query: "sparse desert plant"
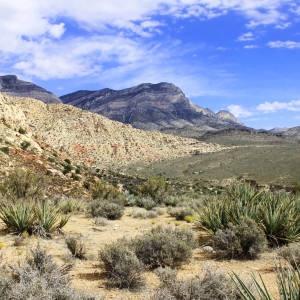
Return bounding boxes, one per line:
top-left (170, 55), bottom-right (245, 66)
top-left (20, 140), bottom-right (30, 150)
top-left (0, 167), bottom-right (44, 201)
top-left (0, 202), bottom-right (35, 234)
top-left (65, 236), bottom-right (86, 259)
top-left (130, 208), bottom-right (158, 219)
top-left (278, 243), bottom-right (300, 268)
top-left (18, 127), bottom-right (26, 134)
top-left (0, 245), bottom-right (96, 299)
top-left (94, 217), bottom-right (109, 226)
top-left (99, 238), bottom-right (144, 289)
top-left (152, 265), bottom-right (242, 300)
top-left (92, 180), bottom-right (121, 199)
top-left (133, 225), bottom-right (197, 268)
top-left (135, 196), bottom-right (156, 210)
top-left (232, 262), bottom-right (300, 300)
top-left (88, 199), bottom-right (124, 220)
top-left (0, 146), bottom-right (9, 155)
top-left (169, 206), bottom-right (195, 220)
top-left (212, 218), bottom-right (267, 260)
top-left (59, 197), bottom-right (85, 214)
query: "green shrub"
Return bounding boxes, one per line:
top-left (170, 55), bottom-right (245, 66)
top-left (136, 197), bottom-right (156, 210)
top-left (133, 225), bottom-right (197, 268)
top-left (18, 127), bottom-right (26, 134)
top-left (139, 177), bottom-right (169, 204)
top-left (0, 168), bottom-right (44, 201)
top-left (64, 158), bottom-right (71, 164)
top-left (92, 181), bottom-right (121, 199)
top-left (99, 238), bottom-right (144, 289)
top-left (0, 147), bottom-right (9, 154)
top-left (278, 243), bottom-right (300, 268)
top-left (59, 198), bottom-right (85, 214)
top-left (88, 199), bottom-right (124, 220)
top-left (20, 140), bottom-right (30, 150)
top-left (48, 157), bottom-right (55, 163)
top-left (65, 236), bottom-right (86, 259)
top-left (0, 245), bottom-right (95, 299)
top-left (212, 218), bottom-right (266, 260)
top-left (152, 265), bottom-right (242, 300)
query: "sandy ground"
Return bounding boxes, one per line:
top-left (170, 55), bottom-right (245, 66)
top-left (0, 207), bottom-right (279, 299)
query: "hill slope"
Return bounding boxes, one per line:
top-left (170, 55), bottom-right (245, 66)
top-left (0, 75), bottom-right (62, 104)
top-left (60, 82), bottom-right (244, 138)
top-left (0, 94), bottom-right (223, 169)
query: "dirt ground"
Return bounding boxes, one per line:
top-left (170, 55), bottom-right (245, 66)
top-left (0, 207), bottom-right (279, 299)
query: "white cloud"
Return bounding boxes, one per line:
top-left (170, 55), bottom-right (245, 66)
top-left (238, 32), bottom-right (254, 41)
top-left (227, 105), bottom-right (253, 118)
top-left (275, 22), bottom-right (291, 29)
top-left (244, 45), bottom-right (258, 49)
top-left (257, 100), bottom-right (300, 112)
top-left (267, 40), bottom-right (300, 48)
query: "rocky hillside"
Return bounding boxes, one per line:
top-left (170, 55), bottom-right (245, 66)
top-left (0, 94), bottom-right (223, 169)
top-left (60, 82), bottom-right (244, 138)
top-left (283, 126), bottom-right (300, 140)
top-left (0, 75), bottom-right (61, 104)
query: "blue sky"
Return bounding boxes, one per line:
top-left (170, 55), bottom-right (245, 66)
top-left (1, 0), bottom-right (300, 129)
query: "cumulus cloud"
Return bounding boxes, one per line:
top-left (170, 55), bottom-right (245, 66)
top-left (238, 32), bottom-right (254, 41)
top-left (267, 40), bottom-right (300, 48)
top-left (244, 45), bottom-right (258, 49)
top-left (257, 100), bottom-right (300, 112)
top-left (227, 105), bottom-right (253, 118)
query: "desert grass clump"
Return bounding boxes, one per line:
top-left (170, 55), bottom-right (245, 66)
top-left (132, 225), bottom-right (197, 268)
top-left (59, 197), bottom-right (85, 214)
top-left (278, 243), bottom-right (300, 268)
top-left (130, 208), bottom-right (158, 219)
top-left (65, 236), bottom-right (86, 260)
top-left (88, 199), bottom-right (124, 220)
top-left (99, 238), bottom-right (144, 289)
top-left (151, 265), bottom-right (242, 300)
top-left (212, 218), bottom-right (267, 260)
top-left (0, 245), bottom-right (96, 300)
top-left (169, 206), bottom-right (195, 220)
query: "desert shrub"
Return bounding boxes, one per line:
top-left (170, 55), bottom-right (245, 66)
top-left (99, 238), bottom-right (144, 289)
top-left (139, 177), bottom-right (169, 204)
top-left (278, 243), bottom-right (300, 268)
top-left (233, 262), bottom-right (300, 300)
top-left (0, 147), bottom-right (9, 154)
top-left (197, 183), bottom-right (300, 245)
top-left (212, 218), bottom-right (266, 260)
top-left (18, 127), bottom-right (26, 134)
top-left (169, 206), bottom-right (195, 220)
top-left (0, 245), bottom-right (95, 300)
top-left (153, 207), bottom-right (166, 215)
top-left (0, 167), bottom-right (44, 201)
top-left (65, 236), bottom-right (86, 259)
top-left (152, 265), bottom-right (242, 300)
top-left (135, 196), bottom-right (156, 210)
top-left (88, 199), bottom-right (124, 220)
top-left (130, 208), bottom-right (158, 219)
top-left (92, 180), bottom-right (121, 199)
top-left (64, 158), bottom-right (71, 164)
top-left (20, 140), bottom-right (30, 150)
top-left (94, 217), bottom-right (108, 226)
top-left (59, 197), bottom-right (85, 214)
top-left (132, 225), bottom-right (197, 268)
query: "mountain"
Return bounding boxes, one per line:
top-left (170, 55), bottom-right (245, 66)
top-left (283, 126), bottom-right (300, 140)
top-left (0, 94), bottom-right (223, 169)
top-left (0, 75), bottom-right (62, 104)
top-left (60, 82), bottom-right (244, 138)
top-left (269, 127), bottom-right (289, 134)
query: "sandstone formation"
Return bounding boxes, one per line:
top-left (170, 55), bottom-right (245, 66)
top-left (0, 94), bottom-right (224, 169)
top-left (60, 82), bottom-right (244, 138)
top-left (0, 75), bottom-right (62, 104)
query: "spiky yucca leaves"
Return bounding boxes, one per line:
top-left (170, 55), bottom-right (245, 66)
top-left (0, 202), bottom-right (35, 234)
top-left (232, 262), bottom-right (300, 300)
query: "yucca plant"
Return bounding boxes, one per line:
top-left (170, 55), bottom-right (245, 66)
top-left (0, 202), bottom-right (35, 233)
top-left (232, 262), bottom-right (300, 300)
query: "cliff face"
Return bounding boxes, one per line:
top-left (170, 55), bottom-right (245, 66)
top-left (0, 75), bottom-right (62, 104)
top-left (0, 94), bottom-right (224, 169)
top-left (60, 82), bottom-right (244, 136)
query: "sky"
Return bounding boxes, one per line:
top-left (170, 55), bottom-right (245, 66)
top-left (0, 0), bottom-right (300, 129)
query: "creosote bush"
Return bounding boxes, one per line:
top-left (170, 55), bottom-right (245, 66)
top-left (0, 245), bottom-right (96, 299)
top-left (88, 199), bottom-right (124, 220)
top-left (92, 180), bottom-right (121, 199)
top-left (65, 236), bottom-right (86, 259)
top-left (132, 225), bottom-right (197, 268)
top-left (212, 218), bottom-right (267, 260)
top-left (139, 177), bottom-right (169, 204)
top-left (169, 206), bottom-right (195, 220)
top-left (99, 238), bottom-right (144, 289)
top-left (151, 265), bottom-right (243, 300)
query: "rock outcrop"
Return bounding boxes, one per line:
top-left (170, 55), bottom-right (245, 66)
top-left (0, 94), bottom-right (224, 169)
top-left (0, 75), bottom-right (62, 104)
top-left (60, 82), bottom-right (244, 138)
